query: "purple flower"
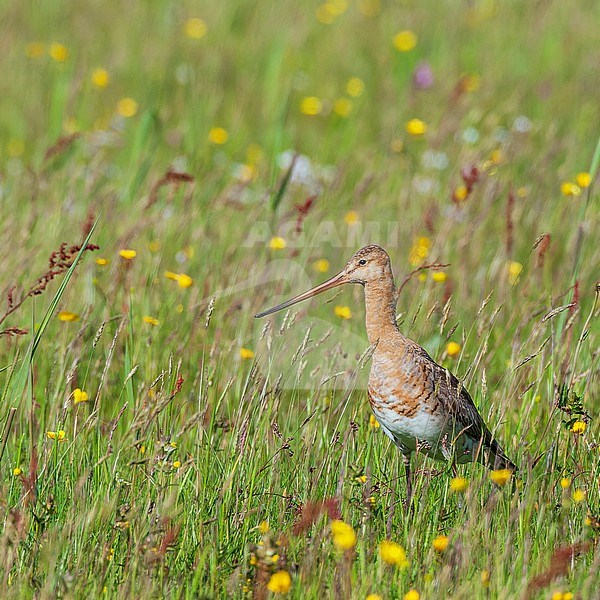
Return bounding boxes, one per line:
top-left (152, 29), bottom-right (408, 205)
top-left (412, 62), bottom-right (434, 90)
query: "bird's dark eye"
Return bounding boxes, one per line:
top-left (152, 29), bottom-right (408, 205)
top-left (358, 259), bottom-right (367, 266)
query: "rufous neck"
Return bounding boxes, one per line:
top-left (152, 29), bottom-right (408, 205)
top-left (363, 274), bottom-right (399, 345)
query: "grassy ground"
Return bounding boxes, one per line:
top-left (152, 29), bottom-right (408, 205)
top-left (0, 1), bottom-right (599, 598)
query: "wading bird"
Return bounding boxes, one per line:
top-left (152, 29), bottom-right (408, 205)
top-left (255, 245), bottom-right (516, 502)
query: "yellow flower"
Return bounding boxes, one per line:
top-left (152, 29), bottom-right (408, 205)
top-left (334, 97), bottom-right (352, 117)
top-left (462, 73), bottom-right (480, 92)
top-left (404, 591), bottom-right (420, 600)
top-left (143, 316), bottom-right (160, 326)
top-left (25, 42), bottom-right (45, 58)
top-left (13, 467), bottom-right (22, 477)
top-left (119, 249), bottom-right (137, 260)
top-left (575, 172), bottom-right (591, 188)
top-left (328, 0), bottom-right (348, 15)
top-left (405, 118), bottom-right (427, 136)
top-left (258, 520), bottom-right (270, 534)
top-left (393, 30), bottom-right (418, 52)
top-left (173, 460), bottom-right (181, 469)
top-left (47, 430), bottom-right (66, 441)
top-left (58, 311), bottom-right (79, 322)
top-left (446, 341), bottom-right (461, 358)
top-left (453, 184), bottom-right (469, 202)
top-left (117, 98), bottom-right (138, 118)
top-left (49, 43), bottom-right (69, 62)
top-left (572, 489), bottom-right (585, 503)
top-left (347, 77), bottom-right (365, 97)
top-left (379, 540), bottom-right (409, 568)
top-left (208, 127), bottom-right (228, 144)
top-left (315, 4), bottom-right (335, 24)
top-left (489, 468), bottom-right (512, 487)
top-left (432, 535), bottom-right (449, 552)
top-left (571, 420), bottom-right (586, 434)
top-left (266, 570), bottom-right (291, 593)
top-left (450, 477), bottom-right (469, 493)
top-left (356, 475), bottom-right (367, 484)
top-left (313, 259), bottom-right (330, 273)
top-left (95, 257), bottom-right (109, 266)
top-left (432, 271), bottom-right (448, 283)
top-left (508, 261), bottom-right (523, 285)
top-left (164, 271), bottom-right (193, 288)
top-left (91, 68), bottom-right (110, 88)
top-left (268, 237), bottom-right (286, 250)
top-left (490, 149), bottom-right (504, 165)
top-left (73, 388), bottom-right (89, 404)
top-left (344, 210), bottom-right (359, 224)
top-left (331, 520), bottom-right (357, 551)
top-left (366, 595), bottom-right (382, 600)
top-left (334, 306), bottom-right (352, 319)
top-left (240, 348), bottom-right (255, 360)
top-left (560, 477), bottom-right (571, 489)
top-left (369, 414), bottom-right (380, 429)
top-left (300, 96), bottom-right (323, 116)
top-left (184, 17), bottom-right (207, 39)
top-left (481, 570), bottom-right (490, 587)
top-left (560, 181), bottom-right (582, 197)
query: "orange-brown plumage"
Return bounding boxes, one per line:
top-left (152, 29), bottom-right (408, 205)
top-left (256, 244), bottom-right (517, 501)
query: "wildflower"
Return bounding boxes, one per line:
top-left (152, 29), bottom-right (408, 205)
top-left (432, 535), bottom-right (449, 552)
top-left (148, 241), bottom-right (161, 252)
top-left (489, 468), bottom-right (512, 487)
top-left (560, 477), bottom-right (571, 489)
top-left (119, 249), bottom-right (137, 259)
top-left (450, 477), bottom-right (469, 493)
top-left (49, 43), bottom-right (69, 62)
top-left (73, 388), bottom-right (89, 404)
top-left (269, 236), bottom-right (286, 250)
top-left (334, 98), bottom-right (352, 117)
top-left (143, 316), bottom-right (160, 326)
top-left (412, 61), bottom-right (434, 89)
top-left (560, 181), bottom-right (582, 197)
top-left (313, 259), bottom-right (330, 273)
top-left (508, 261), bottom-right (523, 285)
top-left (164, 271), bottom-right (193, 288)
top-left (393, 30), bottom-right (418, 52)
top-left (300, 96), bottom-right (323, 116)
top-left (453, 184), bottom-right (469, 202)
top-left (208, 127), bottom-right (228, 144)
top-left (571, 420), bottom-right (586, 434)
top-left (446, 342), bottom-right (461, 358)
top-left (258, 520), bottom-right (270, 534)
top-left (184, 17), bottom-right (207, 39)
top-left (240, 348), bottom-right (255, 360)
top-left (328, 0), bottom-right (348, 15)
top-left (58, 311), bottom-right (79, 322)
top-left (25, 42), bottom-right (45, 58)
top-left (117, 98), bottom-right (138, 118)
top-left (267, 570), bottom-right (291, 593)
top-left (344, 210), bottom-right (359, 224)
top-left (575, 172), bottom-right (591, 188)
top-left (462, 73), bottom-right (480, 92)
top-left (47, 430), bottom-right (66, 441)
top-left (379, 540), bottom-right (409, 568)
top-left (405, 118), bottom-right (427, 136)
top-left (432, 271), bottom-right (448, 283)
top-left (347, 77), bottom-right (365, 97)
top-left (481, 570), bottom-right (490, 587)
top-left (369, 414), bottom-right (380, 429)
top-left (571, 489), bottom-right (585, 503)
top-left (91, 68), bottom-right (110, 88)
top-left (13, 467), bottom-right (22, 477)
top-left (408, 236), bottom-right (431, 265)
top-left (356, 475), bottom-right (367, 484)
top-left (315, 4), bottom-right (335, 24)
top-left (490, 149), bottom-right (504, 165)
top-left (172, 460), bottom-right (181, 469)
top-left (331, 520), bottom-right (357, 551)
top-left (334, 306), bottom-right (352, 319)
top-left (404, 591), bottom-right (420, 600)
top-left (95, 257), bottom-right (109, 266)
top-left (366, 595), bottom-right (382, 600)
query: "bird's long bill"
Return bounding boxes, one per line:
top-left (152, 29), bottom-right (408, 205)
top-left (255, 271), bottom-right (346, 318)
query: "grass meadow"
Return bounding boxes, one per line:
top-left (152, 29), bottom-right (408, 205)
top-left (1, 1), bottom-right (599, 598)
